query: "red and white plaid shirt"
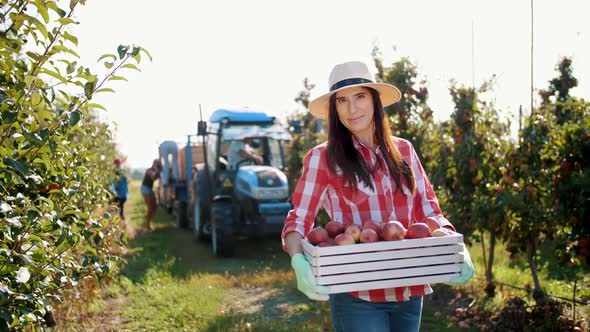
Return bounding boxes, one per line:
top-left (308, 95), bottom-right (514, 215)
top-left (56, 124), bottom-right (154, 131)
top-left (282, 136), bottom-right (455, 303)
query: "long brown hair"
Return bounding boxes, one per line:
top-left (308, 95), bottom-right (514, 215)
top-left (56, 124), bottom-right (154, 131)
top-left (326, 87), bottom-right (415, 193)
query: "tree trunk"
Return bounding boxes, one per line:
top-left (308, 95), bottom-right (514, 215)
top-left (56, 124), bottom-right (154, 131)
top-left (485, 229), bottom-right (497, 297)
top-left (526, 238), bottom-right (545, 302)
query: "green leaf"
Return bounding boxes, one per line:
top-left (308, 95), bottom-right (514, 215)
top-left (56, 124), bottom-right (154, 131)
top-left (87, 103), bottom-right (107, 111)
top-left (103, 62), bottom-right (113, 69)
top-left (96, 88), bottom-right (115, 94)
top-left (40, 68), bottom-right (67, 84)
top-left (31, 17), bottom-right (48, 39)
top-left (97, 53), bottom-right (117, 62)
top-left (108, 75), bottom-right (127, 82)
top-left (117, 45), bottom-right (129, 59)
top-left (140, 47), bottom-right (153, 61)
top-left (26, 51), bottom-right (42, 61)
top-left (122, 63), bottom-right (141, 72)
top-left (69, 111), bottom-right (81, 126)
top-left (4, 158), bottom-right (30, 176)
top-left (62, 31), bottom-right (79, 46)
top-left (57, 17), bottom-right (76, 25)
top-left (84, 81), bottom-right (96, 99)
top-left (34, 1), bottom-right (50, 23)
top-left (31, 92), bottom-right (42, 106)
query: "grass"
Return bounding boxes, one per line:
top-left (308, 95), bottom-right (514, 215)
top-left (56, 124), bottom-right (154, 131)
top-left (53, 180), bottom-right (588, 331)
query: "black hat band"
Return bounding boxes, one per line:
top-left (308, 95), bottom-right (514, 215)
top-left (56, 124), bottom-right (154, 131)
top-left (330, 78), bottom-right (373, 92)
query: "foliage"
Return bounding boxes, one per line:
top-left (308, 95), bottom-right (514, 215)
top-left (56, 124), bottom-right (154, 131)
top-left (0, 0), bottom-right (148, 329)
top-left (504, 57), bottom-right (589, 301)
top-left (372, 47), bottom-right (436, 160)
top-left (285, 78), bottom-right (328, 225)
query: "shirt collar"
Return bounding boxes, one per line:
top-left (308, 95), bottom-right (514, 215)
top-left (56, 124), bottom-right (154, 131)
top-left (351, 135), bottom-right (384, 170)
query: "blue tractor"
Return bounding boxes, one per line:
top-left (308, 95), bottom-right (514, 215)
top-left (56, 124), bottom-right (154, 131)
top-left (184, 108), bottom-right (293, 257)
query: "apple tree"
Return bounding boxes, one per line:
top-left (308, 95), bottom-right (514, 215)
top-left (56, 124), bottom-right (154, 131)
top-left (0, 0), bottom-right (148, 329)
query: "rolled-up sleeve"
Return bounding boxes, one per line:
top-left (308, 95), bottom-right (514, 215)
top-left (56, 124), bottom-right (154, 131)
top-left (281, 147), bottom-right (329, 251)
top-left (408, 142), bottom-right (455, 231)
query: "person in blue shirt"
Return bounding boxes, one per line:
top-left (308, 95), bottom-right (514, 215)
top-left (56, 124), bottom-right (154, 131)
top-left (112, 159), bottom-right (129, 220)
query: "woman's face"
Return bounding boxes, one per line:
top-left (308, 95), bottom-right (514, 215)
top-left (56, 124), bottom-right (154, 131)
top-left (334, 86), bottom-right (375, 142)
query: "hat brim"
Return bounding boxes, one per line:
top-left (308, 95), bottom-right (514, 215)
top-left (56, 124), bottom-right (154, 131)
top-left (308, 82), bottom-right (401, 120)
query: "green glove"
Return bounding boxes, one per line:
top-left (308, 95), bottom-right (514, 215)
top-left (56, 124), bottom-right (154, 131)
top-left (291, 253), bottom-right (331, 301)
top-left (448, 243), bottom-right (475, 285)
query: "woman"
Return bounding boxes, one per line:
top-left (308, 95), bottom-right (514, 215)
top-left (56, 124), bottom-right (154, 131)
top-left (282, 61), bottom-right (474, 332)
top-left (141, 159), bottom-right (162, 230)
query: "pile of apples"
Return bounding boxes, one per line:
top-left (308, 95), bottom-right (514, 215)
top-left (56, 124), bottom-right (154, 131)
top-left (306, 217), bottom-right (455, 247)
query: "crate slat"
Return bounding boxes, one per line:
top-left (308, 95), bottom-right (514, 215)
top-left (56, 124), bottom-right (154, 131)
top-left (326, 273), bottom-right (461, 294)
top-left (308, 244), bottom-right (462, 267)
top-left (316, 263), bottom-right (461, 285)
top-left (301, 234), bottom-right (463, 256)
top-left (312, 253), bottom-right (464, 276)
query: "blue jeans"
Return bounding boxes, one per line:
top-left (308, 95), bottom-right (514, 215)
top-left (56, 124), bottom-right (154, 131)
top-left (140, 185), bottom-right (154, 195)
top-left (329, 293), bottom-right (423, 332)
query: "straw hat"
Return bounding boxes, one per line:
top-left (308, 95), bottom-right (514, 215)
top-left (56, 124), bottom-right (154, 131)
top-left (308, 61), bottom-right (401, 119)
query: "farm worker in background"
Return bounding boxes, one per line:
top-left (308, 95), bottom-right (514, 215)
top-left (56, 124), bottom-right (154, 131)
top-left (158, 140), bottom-right (179, 185)
top-left (111, 159), bottom-right (128, 221)
top-left (141, 159), bottom-right (162, 230)
top-left (227, 137), bottom-right (263, 169)
top-left (281, 61), bottom-right (474, 332)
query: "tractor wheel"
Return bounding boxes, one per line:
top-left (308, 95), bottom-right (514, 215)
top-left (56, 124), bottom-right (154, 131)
top-left (193, 197), bottom-right (211, 242)
top-left (176, 201), bottom-right (188, 229)
top-left (192, 173), bottom-right (211, 242)
top-left (211, 201), bottom-right (234, 257)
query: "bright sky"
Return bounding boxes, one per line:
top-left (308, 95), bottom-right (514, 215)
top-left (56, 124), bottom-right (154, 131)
top-left (71, 0), bottom-right (589, 169)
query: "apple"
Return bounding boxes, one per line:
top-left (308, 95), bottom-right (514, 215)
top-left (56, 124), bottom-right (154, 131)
top-left (325, 221), bottom-right (344, 238)
top-left (381, 221), bottom-right (406, 241)
top-left (420, 217), bottom-right (441, 233)
top-left (405, 223), bottom-right (432, 239)
top-left (334, 233), bottom-right (355, 245)
top-left (362, 220), bottom-right (382, 238)
top-left (344, 224), bottom-right (362, 243)
top-left (431, 228), bottom-right (454, 237)
top-left (359, 228), bottom-right (379, 243)
top-left (307, 226), bottom-right (329, 245)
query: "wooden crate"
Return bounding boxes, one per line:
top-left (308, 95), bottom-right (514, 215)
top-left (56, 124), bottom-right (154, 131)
top-left (301, 234), bottom-right (464, 294)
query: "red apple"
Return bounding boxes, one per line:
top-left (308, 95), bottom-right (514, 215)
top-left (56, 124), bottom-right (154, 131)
top-left (421, 217), bottom-right (440, 233)
top-left (405, 223), bottom-right (432, 239)
top-left (307, 226), bottom-right (329, 245)
top-left (362, 220), bottom-right (382, 238)
top-left (359, 228), bottom-right (379, 243)
top-left (325, 221), bottom-right (345, 238)
top-left (381, 221), bottom-right (406, 241)
top-left (344, 224), bottom-right (362, 243)
top-left (334, 233), bottom-right (355, 245)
